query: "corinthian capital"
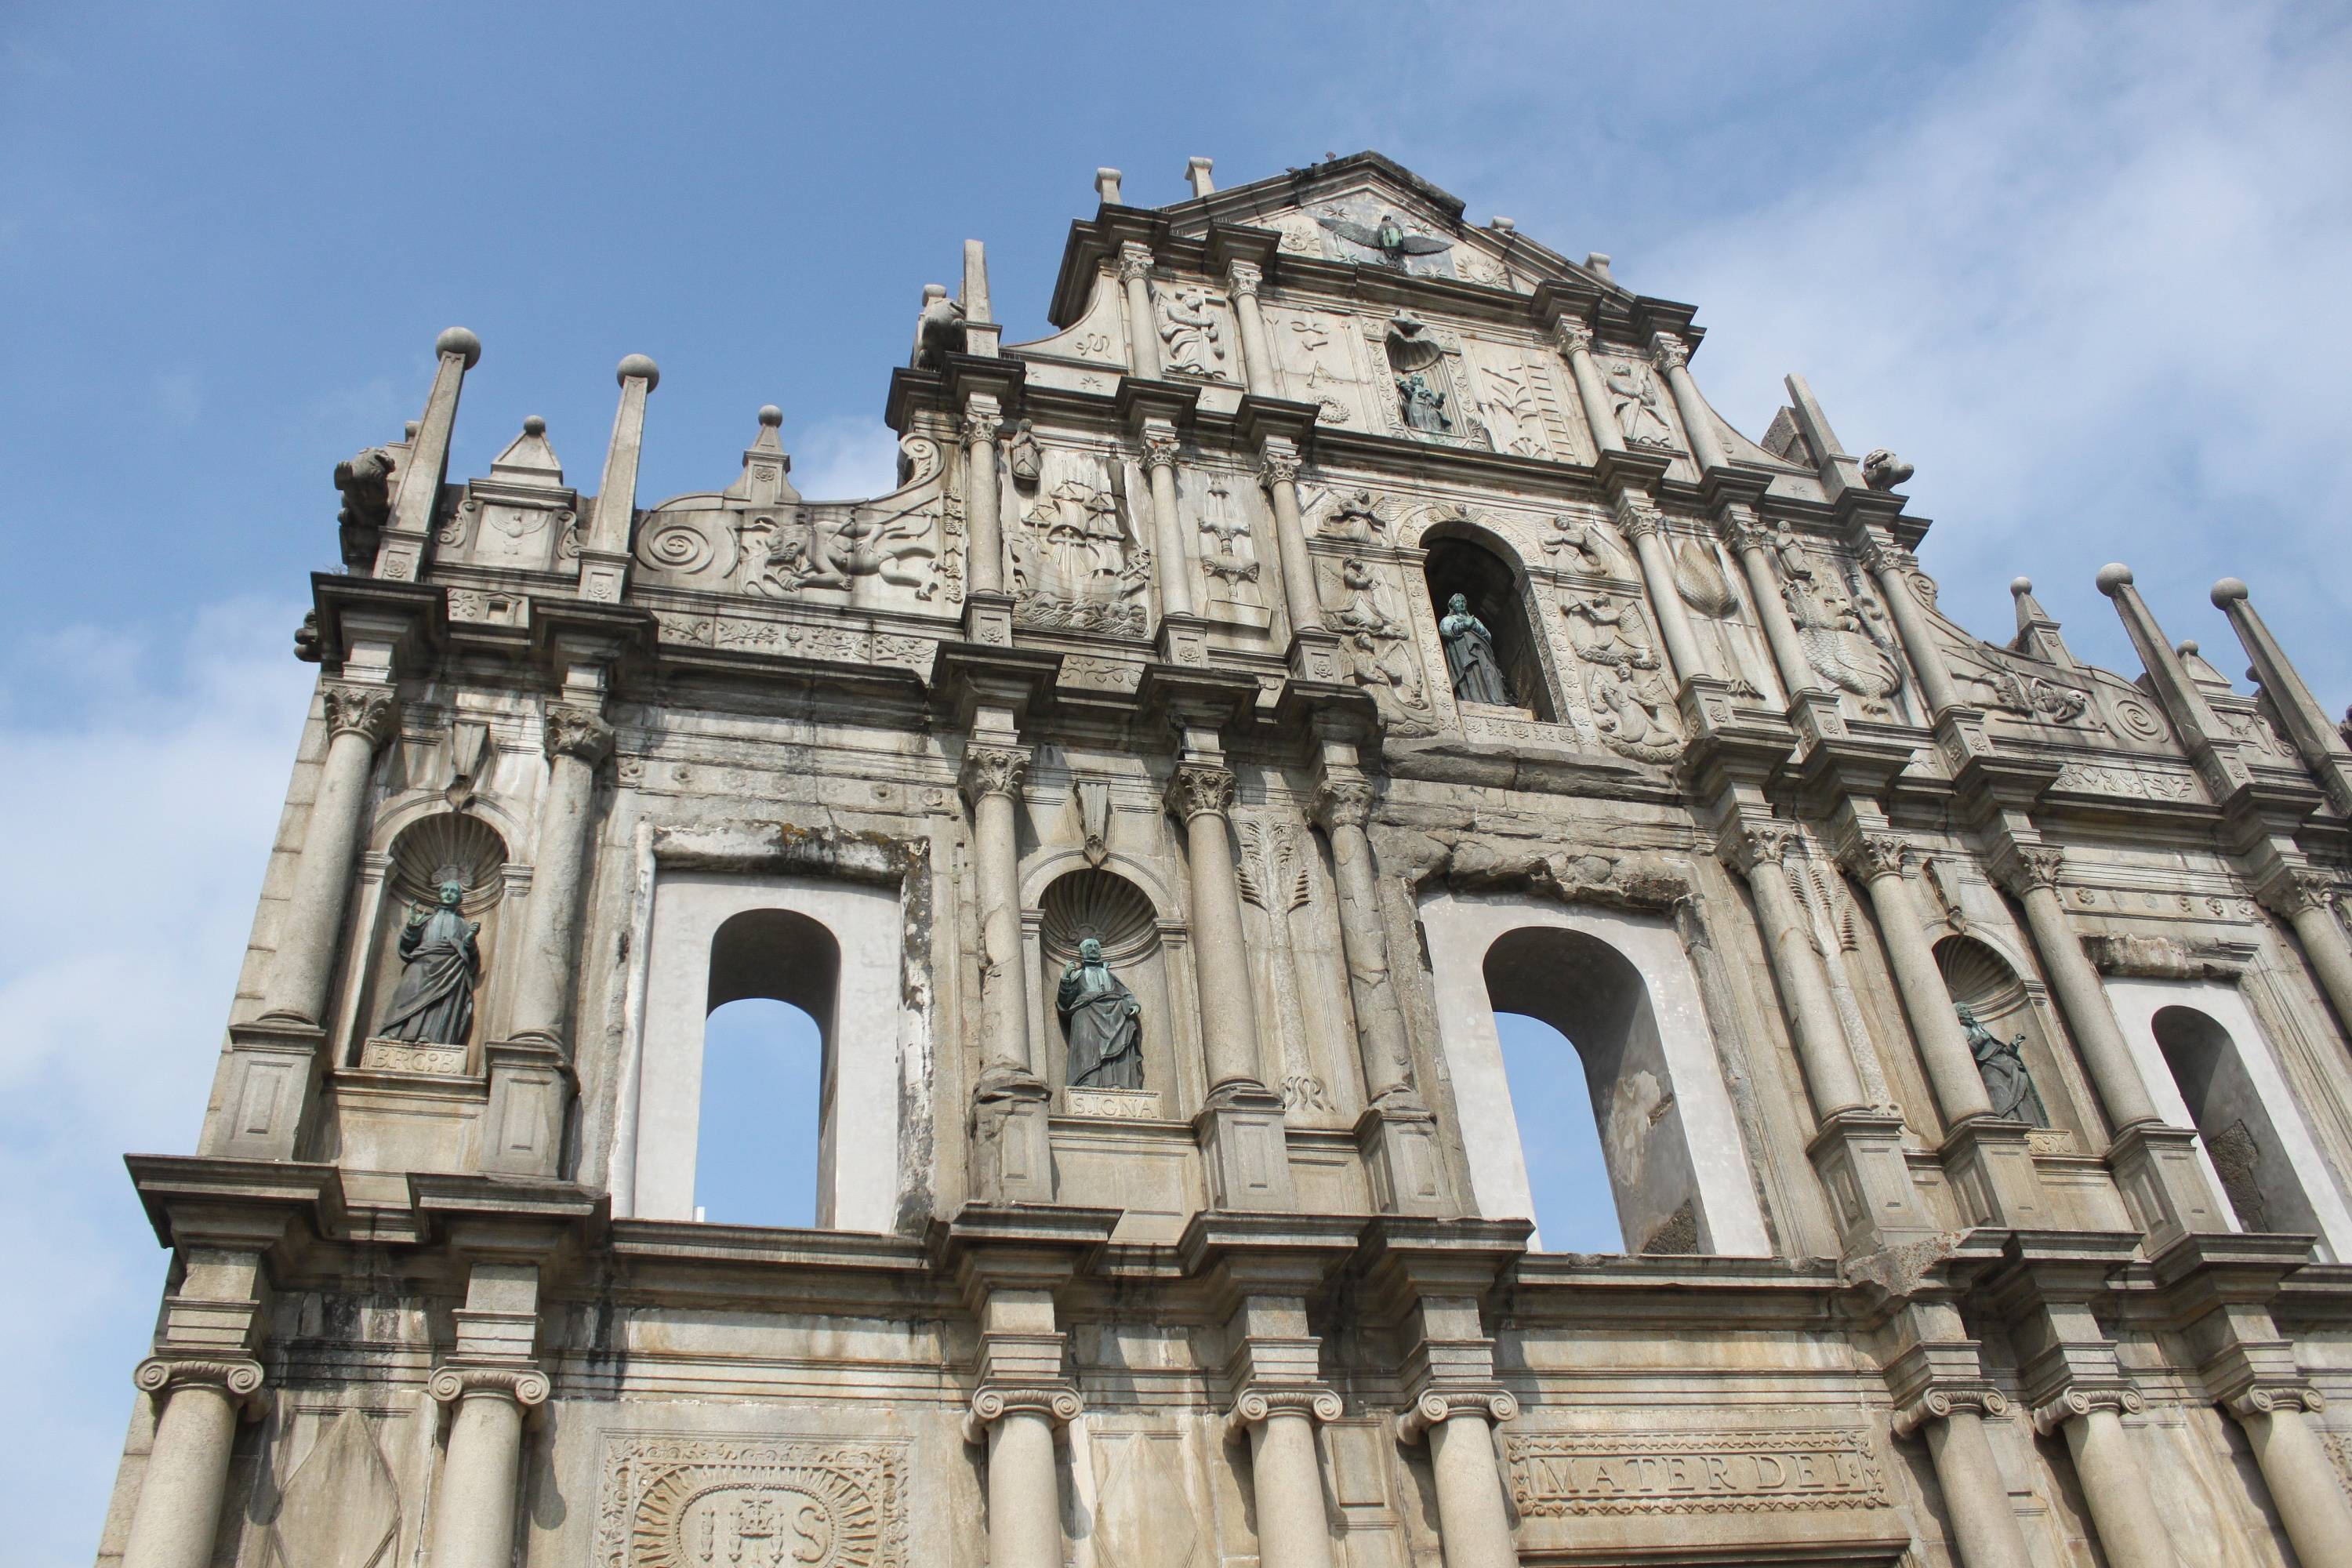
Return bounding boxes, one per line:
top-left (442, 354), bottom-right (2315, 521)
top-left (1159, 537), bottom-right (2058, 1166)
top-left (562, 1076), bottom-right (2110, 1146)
top-left (1551, 318), bottom-right (1594, 359)
top-left (960, 743), bottom-right (1029, 805)
top-left (1726, 823), bottom-right (1793, 873)
top-left (1256, 437), bottom-right (1302, 490)
top-left (2259, 867), bottom-right (2340, 920)
top-left (543, 705), bottom-right (614, 764)
top-left (1117, 242), bottom-right (1154, 284)
top-left (1648, 331), bottom-right (1690, 373)
top-left (1996, 845), bottom-right (2067, 896)
top-left (960, 401), bottom-right (1004, 450)
top-left (1718, 502), bottom-right (1771, 555)
top-left (1838, 833), bottom-right (1910, 883)
top-left (1225, 260), bottom-right (1263, 299)
top-left (321, 683), bottom-right (400, 749)
top-left (1613, 492), bottom-right (1664, 543)
top-left (1165, 761), bottom-right (1236, 822)
top-left (1140, 422), bottom-right (1181, 472)
top-left (1312, 778), bottom-right (1376, 832)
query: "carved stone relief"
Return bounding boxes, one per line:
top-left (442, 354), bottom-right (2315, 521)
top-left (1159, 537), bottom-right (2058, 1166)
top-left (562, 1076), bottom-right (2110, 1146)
top-left (1011, 464), bottom-right (1150, 638)
top-left (1365, 314), bottom-right (1493, 450)
top-left (1312, 203), bottom-right (1454, 276)
top-left (1671, 537), bottom-right (1773, 699)
top-left (1317, 554), bottom-right (1437, 736)
top-left (1775, 533), bottom-right (1904, 718)
top-left (1598, 354), bottom-right (1677, 452)
top-left (1267, 309), bottom-right (1363, 426)
top-left (1563, 593), bottom-right (1683, 763)
top-left (1236, 818), bottom-right (1331, 1116)
top-left (1505, 1428), bottom-right (1890, 1518)
top-left (594, 1434), bottom-right (908, 1568)
top-left (1152, 282), bottom-right (1231, 382)
top-left (1190, 473), bottom-right (1269, 627)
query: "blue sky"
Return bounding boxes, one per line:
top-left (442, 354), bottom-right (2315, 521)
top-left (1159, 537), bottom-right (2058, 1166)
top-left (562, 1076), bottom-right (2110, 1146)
top-left (5, 4), bottom-right (2349, 1563)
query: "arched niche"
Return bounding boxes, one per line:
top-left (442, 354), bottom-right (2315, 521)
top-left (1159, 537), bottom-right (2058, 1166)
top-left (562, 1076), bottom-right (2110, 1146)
top-left (1933, 934), bottom-right (2089, 1137)
top-left (351, 812), bottom-right (510, 1070)
top-left (2104, 977), bottom-right (2352, 1260)
top-left (1034, 868), bottom-right (1177, 1112)
top-left (1419, 528), bottom-right (1556, 721)
top-left (630, 869), bottom-right (904, 1232)
top-left (1417, 887), bottom-right (1771, 1255)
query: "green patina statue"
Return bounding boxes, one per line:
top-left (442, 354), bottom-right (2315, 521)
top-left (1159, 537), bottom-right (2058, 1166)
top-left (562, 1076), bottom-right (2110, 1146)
top-left (1957, 1003), bottom-right (2048, 1127)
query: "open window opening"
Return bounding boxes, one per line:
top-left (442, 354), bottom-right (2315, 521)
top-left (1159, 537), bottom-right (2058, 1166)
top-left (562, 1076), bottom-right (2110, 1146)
top-left (2153, 1004), bottom-right (2325, 1240)
top-left (692, 909), bottom-right (839, 1227)
top-left (1421, 534), bottom-right (1555, 720)
top-left (1483, 926), bottom-right (1703, 1254)
top-left (1490, 1011), bottom-right (1623, 1252)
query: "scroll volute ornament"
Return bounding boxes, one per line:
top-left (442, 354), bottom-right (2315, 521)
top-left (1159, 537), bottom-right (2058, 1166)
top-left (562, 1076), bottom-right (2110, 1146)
top-left (543, 706), bottom-right (614, 764)
top-left (1164, 762), bottom-right (1236, 822)
top-left (321, 683), bottom-right (401, 749)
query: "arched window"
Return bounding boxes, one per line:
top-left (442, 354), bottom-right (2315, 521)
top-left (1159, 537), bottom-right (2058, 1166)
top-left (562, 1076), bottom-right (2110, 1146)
top-left (1421, 535), bottom-right (1555, 720)
top-left (690, 911), bottom-right (837, 1226)
top-left (1490, 1011), bottom-right (1622, 1251)
top-left (2153, 1004), bottom-right (2325, 1240)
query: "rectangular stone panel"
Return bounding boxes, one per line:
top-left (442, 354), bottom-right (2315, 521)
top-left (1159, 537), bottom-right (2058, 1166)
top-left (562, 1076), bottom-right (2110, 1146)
top-left (1504, 1428), bottom-right (1890, 1517)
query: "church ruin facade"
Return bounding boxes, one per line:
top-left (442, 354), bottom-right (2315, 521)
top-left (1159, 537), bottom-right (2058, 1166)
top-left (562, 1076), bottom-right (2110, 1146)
top-left (98, 152), bottom-right (2352, 1568)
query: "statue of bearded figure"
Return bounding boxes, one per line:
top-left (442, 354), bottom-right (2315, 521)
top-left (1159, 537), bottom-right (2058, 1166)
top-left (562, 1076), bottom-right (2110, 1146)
top-left (374, 869), bottom-right (481, 1046)
top-left (1058, 936), bottom-right (1143, 1091)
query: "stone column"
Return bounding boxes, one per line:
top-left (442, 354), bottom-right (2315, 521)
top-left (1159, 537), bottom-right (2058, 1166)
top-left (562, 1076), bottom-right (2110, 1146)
top-left (576, 354), bottom-right (657, 603)
top-left (967, 1389), bottom-right (1076, 1568)
top-left (1894, 1392), bottom-right (2033, 1568)
top-left (120, 1359), bottom-right (263, 1568)
top-left (1721, 503), bottom-right (1816, 697)
top-left (2031, 1392), bottom-right (2176, 1568)
top-left (1231, 1390), bottom-right (1344, 1568)
top-left (1996, 848), bottom-right (2162, 1131)
top-left (2230, 1390), bottom-right (2352, 1568)
top-left (1140, 421), bottom-right (1194, 617)
top-left (1552, 320), bottom-right (1621, 456)
top-left (2261, 870), bottom-right (2352, 1039)
top-left (961, 397), bottom-right (1006, 596)
top-left (1400, 1392), bottom-right (1520, 1568)
top-left (1257, 437), bottom-right (1323, 642)
top-left (504, 705), bottom-right (613, 1047)
top-left (1730, 826), bottom-right (1867, 1118)
top-left (1120, 244), bottom-right (1162, 380)
top-left (1840, 834), bottom-right (1993, 1126)
top-left (1648, 332), bottom-right (1727, 473)
top-left (260, 682), bottom-right (399, 1023)
top-left (1311, 779), bottom-right (1412, 1102)
top-left (1227, 260), bottom-right (1276, 397)
top-left (1168, 762), bottom-right (1263, 1096)
top-left (962, 740), bottom-right (1051, 1200)
top-left (426, 1367), bottom-right (550, 1568)
top-left (1859, 535), bottom-right (1964, 719)
top-left (1615, 494), bottom-right (1706, 685)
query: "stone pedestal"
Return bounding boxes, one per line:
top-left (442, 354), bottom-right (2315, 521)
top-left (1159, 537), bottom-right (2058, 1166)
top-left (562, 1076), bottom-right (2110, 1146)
top-left (1940, 1116), bottom-right (2049, 1229)
top-left (1196, 1086), bottom-right (1298, 1211)
top-left (477, 1038), bottom-right (572, 1178)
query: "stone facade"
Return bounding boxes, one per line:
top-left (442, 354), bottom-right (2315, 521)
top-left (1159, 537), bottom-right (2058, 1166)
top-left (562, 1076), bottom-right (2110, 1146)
top-left (98, 152), bottom-right (2352, 1568)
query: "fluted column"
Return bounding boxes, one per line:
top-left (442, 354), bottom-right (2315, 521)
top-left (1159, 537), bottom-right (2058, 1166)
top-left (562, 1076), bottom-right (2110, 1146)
top-left (504, 705), bottom-right (612, 1046)
top-left (1720, 503), bottom-right (1816, 697)
top-left (1648, 332), bottom-right (1727, 473)
top-left (121, 1359), bottom-right (263, 1568)
top-left (260, 683), bottom-right (399, 1023)
top-left (1231, 1390), bottom-right (1343, 1568)
top-left (1615, 493), bottom-right (1705, 684)
top-left (1120, 244), bottom-right (1162, 379)
top-left (1552, 319), bottom-right (1621, 455)
top-left (1860, 535), bottom-right (1963, 719)
top-left (1168, 762), bottom-right (1264, 1094)
top-left (2261, 870), bottom-right (2352, 1037)
top-left (1257, 437), bottom-right (1323, 641)
top-left (1400, 1392), bottom-right (1520, 1568)
top-left (426, 1367), bottom-right (550, 1568)
top-left (1140, 421), bottom-right (1193, 617)
top-left (1841, 834), bottom-right (1994, 1125)
top-left (961, 397), bottom-right (1006, 597)
top-left (1893, 1392), bottom-right (2033, 1568)
top-left (1996, 848), bottom-right (2161, 1130)
top-left (1227, 260), bottom-right (1276, 396)
top-left (1312, 779), bottom-right (1413, 1102)
top-left (2031, 1392), bottom-right (2176, 1568)
top-left (2230, 1390), bottom-right (2352, 1567)
top-left (1730, 826), bottom-right (1866, 1118)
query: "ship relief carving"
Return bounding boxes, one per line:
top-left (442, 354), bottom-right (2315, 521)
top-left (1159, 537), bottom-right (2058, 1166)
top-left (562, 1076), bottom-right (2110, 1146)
top-left (595, 1434), bottom-right (908, 1568)
top-left (1011, 476), bottom-right (1151, 637)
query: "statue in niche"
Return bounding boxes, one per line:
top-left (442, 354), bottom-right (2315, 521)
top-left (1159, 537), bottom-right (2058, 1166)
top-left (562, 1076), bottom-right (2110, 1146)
top-left (1603, 358), bottom-right (1676, 449)
top-left (1957, 1004), bottom-right (2049, 1127)
top-left (1397, 371), bottom-right (1453, 434)
top-left (1155, 285), bottom-right (1228, 379)
top-left (1059, 937), bottom-right (1143, 1090)
top-left (1439, 593), bottom-right (1514, 706)
top-left (374, 868), bottom-right (481, 1046)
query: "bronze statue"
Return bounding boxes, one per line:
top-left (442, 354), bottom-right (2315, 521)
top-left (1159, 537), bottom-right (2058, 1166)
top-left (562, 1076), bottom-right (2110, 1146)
top-left (1058, 937), bottom-right (1143, 1090)
top-left (1397, 371), bottom-right (1452, 434)
top-left (1957, 1003), bottom-right (2048, 1126)
top-left (1439, 593), bottom-right (1513, 706)
top-left (375, 869), bottom-right (481, 1046)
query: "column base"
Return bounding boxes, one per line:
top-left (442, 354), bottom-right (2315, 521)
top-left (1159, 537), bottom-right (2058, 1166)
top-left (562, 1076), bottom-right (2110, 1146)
top-left (1357, 1101), bottom-right (1449, 1215)
top-left (1807, 1109), bottom-right (1944, 1253)
top-left (2109, 1120), bottom-right (2228, 1252)
top-left (963, 591), bottom-right (1016, 648)
top-left (1285, 627), bottom-right (1345, 685)
top-left (971, 1070), bottom-right (1055, 1203)
top-left (478, 1039), bottom-right (574, 1178)
top-left (204, 1018), bottom-right (328, 1160)
top-left (1197, 1083), bottom-right (1296, 1210)
top-left (1156, 611), bottom-right (1210, 667)
top-left (1940, 1116), bottom-right (2050, 1229)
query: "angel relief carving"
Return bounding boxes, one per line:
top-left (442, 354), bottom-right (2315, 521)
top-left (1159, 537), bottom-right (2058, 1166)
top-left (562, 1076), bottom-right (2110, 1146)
top-left (1153, 284), bottom-right (1230, 380)
top-left (1321, 556), bottom-right (1436, 735)
top-left (1315, 209), bottom-right (1453, 274)
top-left (1563, 593), bottom-right (1683, 763)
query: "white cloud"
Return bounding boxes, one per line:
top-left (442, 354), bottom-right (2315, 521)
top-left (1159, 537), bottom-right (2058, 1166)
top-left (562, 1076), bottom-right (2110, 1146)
top-left (789, 414), bottom-right (905, 502)
top-left (1642, 0), bottom-right (2352, 699)
top-left (0, 601), bottom-right (310, 1568)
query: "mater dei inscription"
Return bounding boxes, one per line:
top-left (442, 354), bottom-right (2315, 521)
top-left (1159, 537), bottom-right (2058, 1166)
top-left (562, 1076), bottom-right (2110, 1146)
top-left (97, 149), bottom-right (2352, 1568)
top-left (1505, 1429), bottom-right (1891, 1517)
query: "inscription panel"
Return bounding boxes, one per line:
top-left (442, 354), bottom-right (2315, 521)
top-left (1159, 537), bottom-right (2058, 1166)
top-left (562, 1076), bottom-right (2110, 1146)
top-left (595, 1433), bottom-right (909, 1568)
top-left (1505, 1428), bottom-right (1889, 1516)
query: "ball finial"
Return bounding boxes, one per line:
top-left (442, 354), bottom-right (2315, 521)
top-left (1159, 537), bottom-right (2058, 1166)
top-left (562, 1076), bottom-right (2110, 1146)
top-left (758, 405), bottom-right (783, 427)
top-left (2211, 577), bottom-right (2249, 608)
top-left (2095, 563), bottom-right (2134, 596)
top-left (2178, 639), bottom-right (2200, 657)
top-left (521, 415), bottom-right (546, 437)
top-left (2010, 576), bottom-right (2034, 596)
top-left (617, 353), bottom-right (659, 390)
top-left (436, 326), bottom-right (482, 368)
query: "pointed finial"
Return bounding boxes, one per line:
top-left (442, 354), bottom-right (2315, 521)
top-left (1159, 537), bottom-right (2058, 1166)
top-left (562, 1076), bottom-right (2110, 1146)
top-left (1185, 156), bottom-right (1215, 198)
top-left (617, 353), bottom-right (659, 390)
top-left (435, 326), bottom-right (482, 367)
top-left (1095, 167), bottom-right (1123, 205)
